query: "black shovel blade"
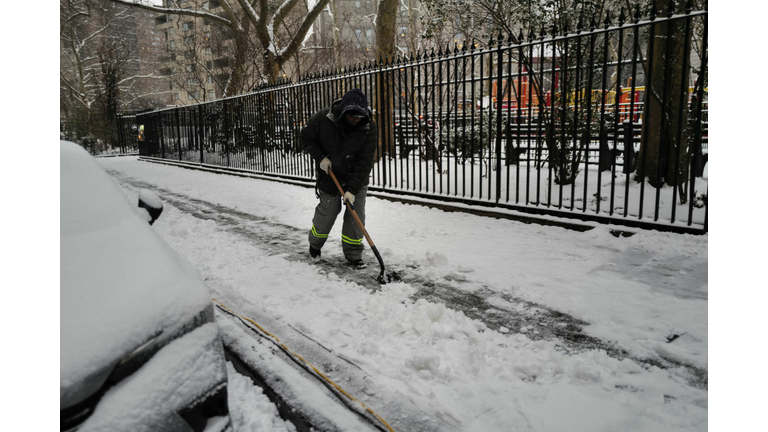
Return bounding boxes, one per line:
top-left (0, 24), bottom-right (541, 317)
top-left (371, 246), bottom-right (402, 284)
top-left (375, 270), bottom-right (402, 285)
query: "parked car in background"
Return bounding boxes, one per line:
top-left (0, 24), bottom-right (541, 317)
top-left (60, 141), bottom-right (231, 432)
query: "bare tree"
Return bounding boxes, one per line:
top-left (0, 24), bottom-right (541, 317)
top-left (108, 0), bottom-right (332, 87)
top-left (61, 0), bottom-right (170, 148)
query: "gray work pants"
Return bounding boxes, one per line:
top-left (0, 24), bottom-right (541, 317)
top-left (308, 186), bottom-right (367, 262)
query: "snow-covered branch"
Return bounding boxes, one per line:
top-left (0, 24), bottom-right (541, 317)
top-left (105, 0), bottom-right (233, 27)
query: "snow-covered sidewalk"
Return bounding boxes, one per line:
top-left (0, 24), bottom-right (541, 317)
top-left (100, 156), bottom-right (708, 431)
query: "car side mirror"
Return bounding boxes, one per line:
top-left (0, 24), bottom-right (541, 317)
top-left (138, 189), bottom-right (163, 225)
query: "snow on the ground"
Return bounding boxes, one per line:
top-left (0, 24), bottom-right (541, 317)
top-left (100, 156), bottom-right (708, 431)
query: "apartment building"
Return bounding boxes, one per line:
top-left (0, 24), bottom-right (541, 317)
top-left (61, 0), bottom-right (171, 128)
top-left (155, 0), bottom-right (229, 106)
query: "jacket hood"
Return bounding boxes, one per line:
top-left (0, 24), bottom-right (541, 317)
top-left (331, 89), bottom-right (371, 126)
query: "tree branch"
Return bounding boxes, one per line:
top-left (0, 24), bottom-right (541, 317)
top-left (105, 0), bottom-right (233, 27)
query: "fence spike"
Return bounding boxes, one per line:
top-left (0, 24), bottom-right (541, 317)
top-left (604, 11), bottom-right (612, 28)
top-left (650, 2), bottom-right (657, 20)
top-left (685, 0), bottom-right (693, 13)
top-left (634, 4), bottom-right (642, 23)
top-left (619, 7), bottom-right (626, 24)
top-left (666, 0), bottom-right (676, 17)
top-left (528, 27), bottom-right (536, 41)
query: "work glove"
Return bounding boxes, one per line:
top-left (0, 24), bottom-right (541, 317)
top-left (319, 157), bottom-right (332, 174)
top-left (344, 191), bottom-right (355, 205)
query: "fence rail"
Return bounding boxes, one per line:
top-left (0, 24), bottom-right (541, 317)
top-left (118, 8), bottom-right (708, 234)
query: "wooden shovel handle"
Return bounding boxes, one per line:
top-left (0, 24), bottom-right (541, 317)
top-left (328, 170), bottom-right (376, 248)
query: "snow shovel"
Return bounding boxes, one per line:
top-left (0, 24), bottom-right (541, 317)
top-left (329, 169), bottom-right (401, 284)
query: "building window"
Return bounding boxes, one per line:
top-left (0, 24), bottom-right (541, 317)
top-left (184, 36), bottom-right (194, 45)
top-left (207, 89), bottom-right (215, 99)
top-left (174, 93), bottom-right (180, 101)
top-left (207, 75), bottom-right (213, 84)
top-left (205, 47), bottom-right (212, 56)
top-left (355, 1), bottom-right (360, 7)
top-left (169, 40), bottom-right (176, 50)
top-left (203, 1), bottom-right (210, 10)
top-left (182, 21), bottom-right (194, 31)
top-left (187, 78), bottom-right (198, 86)
top-left (188, 91), bottom-right (200, 100)
top-left (186, 64), bottom-right (196, 72)
top-left (206, 61), bottom-right (213, 69)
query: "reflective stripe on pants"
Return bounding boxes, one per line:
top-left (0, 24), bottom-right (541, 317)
top-left (308, 186), bottom-right (367, 261)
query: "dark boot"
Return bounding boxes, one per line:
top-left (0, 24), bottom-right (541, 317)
top-left (347, 258), bottom-right (367, 269)
top-left (309, 247), bottom-right (321, 259)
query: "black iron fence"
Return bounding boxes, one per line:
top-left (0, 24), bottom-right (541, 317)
top-left (118, 7), bottom-right (708, 234)
top-left (115, 113), bottom-right (140, 154)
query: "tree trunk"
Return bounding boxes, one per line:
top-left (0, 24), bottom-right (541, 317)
top-left (374, 0), bottom-right (399, 159)
top-left (407, 0), bottom-right (418, 55)
top-left (637, 0), bottom-right (691, 188)
top-left (224, 25), bottom-right (250, 96)
top-left (331, 0), bottom-right (342, 70)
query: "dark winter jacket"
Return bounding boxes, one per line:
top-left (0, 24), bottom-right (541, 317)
top-left (301, 89), bottom-right (378, 196)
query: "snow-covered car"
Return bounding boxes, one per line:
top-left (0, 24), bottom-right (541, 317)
top-left (60, 141), bottom-right (231, 431)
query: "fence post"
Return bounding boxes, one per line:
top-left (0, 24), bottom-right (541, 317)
top-left (116, 113), bottom-right (124, 153)
top-left (495, 34), bottom-right (504, 204)
top-left (623, 122), bottom-right (634, 174)
top-left (175, 108), bottom-right (182, 161)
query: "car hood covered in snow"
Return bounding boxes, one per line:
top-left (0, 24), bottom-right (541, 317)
top-left (60, 141), bottom-right (211, 407)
